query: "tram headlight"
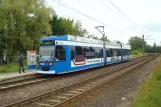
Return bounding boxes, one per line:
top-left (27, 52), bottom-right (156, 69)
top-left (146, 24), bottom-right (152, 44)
top-left (50, 63), bottom-right (54, 66)
top-left (39, 63), bottom-right (44, 65)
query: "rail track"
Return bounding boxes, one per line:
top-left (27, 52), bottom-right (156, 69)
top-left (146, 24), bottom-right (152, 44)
top-left (3, 54), bottom-right (158, 107)
top-left (0, 55), bottom-right (149, 92)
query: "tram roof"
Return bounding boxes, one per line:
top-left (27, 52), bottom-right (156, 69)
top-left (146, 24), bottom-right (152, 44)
top-left (41, 35), bottom-right (103, 44)
top-left (40, 35), bottom-right (131, 49)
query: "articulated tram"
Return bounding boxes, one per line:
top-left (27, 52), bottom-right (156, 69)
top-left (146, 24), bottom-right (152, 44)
top-left (38, 35), bottom-right (131, 74)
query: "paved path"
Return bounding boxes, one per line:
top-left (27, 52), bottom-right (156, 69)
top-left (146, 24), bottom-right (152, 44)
top-left (0, 70), bottom-right (38, 81)
top-left (0, 70), bottom-right (37, 76)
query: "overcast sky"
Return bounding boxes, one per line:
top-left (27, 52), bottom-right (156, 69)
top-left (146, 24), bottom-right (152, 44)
top-left (46, 0), bottom-right (161, 46)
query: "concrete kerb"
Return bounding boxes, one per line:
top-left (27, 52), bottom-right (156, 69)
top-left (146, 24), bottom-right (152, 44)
top-left (0, 70), bottom-right (38, 83)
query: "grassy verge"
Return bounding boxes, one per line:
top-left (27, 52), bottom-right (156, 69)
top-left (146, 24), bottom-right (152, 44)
top-left (131, 53), bottom-right (143, 58)
top-left (131, 50), bottom-right (143, 58)
top-left (133, 58), bottom-right (161, 107)
top-left (0, 60), bottom-right (27, 74)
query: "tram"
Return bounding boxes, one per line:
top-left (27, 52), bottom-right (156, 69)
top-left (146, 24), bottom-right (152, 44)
top-left (38, 35), bottom-right (131, 74)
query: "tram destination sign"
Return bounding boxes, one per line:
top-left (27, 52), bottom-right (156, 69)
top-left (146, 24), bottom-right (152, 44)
top-left (41, 40), bottom-right (55, 45)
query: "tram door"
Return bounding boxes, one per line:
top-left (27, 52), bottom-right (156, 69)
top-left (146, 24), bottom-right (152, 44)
top-left (54, 46), bottom-right (68, 73)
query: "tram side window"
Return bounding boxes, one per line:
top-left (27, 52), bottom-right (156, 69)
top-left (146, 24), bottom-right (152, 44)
top-left (113, 49), bottom-right (117, 56)
top-left (89, 47), bottom-right (101, 59)
top-left (89, 47), bottom-right (95, 59)
top-left (70, 46), bottom-right (75, 60)
top-left (106, 49), bottom-right (110, 57)
top-left (110, 49), bottom-right (113, 57)
top-left (106, 49), bottom-right (113, 57)
top-left (129, 50), bottom-right (131, 55)
top-left (125, 50), bottom-right (128, 55)
top-left (124, 50), bottom-right (126, 55)
top-left (126, 49), bottom-right (131, 55)
top-left (125, 49), bottom-right (128, 55)
top-left (101, 49), bottom-right (103, 58)
top-left (75, 46), bottom-right (83, 56)
top-left (94, 47), bottom-right (101, 58)
top-left (75, 46), bottom-right (85, 61)
top-left (107, 49), bottom-right (113, 57)
top-left (117, 49), bottom-right (121, 56)
top-left (55, 46), bottom-right (66, 61)
top-left (83, 47), bottom-right (90, 59)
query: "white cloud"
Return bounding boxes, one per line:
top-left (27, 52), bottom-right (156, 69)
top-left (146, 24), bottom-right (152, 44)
top-left (144, 22), bottom-right (161, 32)
top-left (47, 0), bottom-right (161, 46)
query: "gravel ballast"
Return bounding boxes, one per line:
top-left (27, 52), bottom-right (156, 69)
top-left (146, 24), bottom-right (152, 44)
top-left (0, 56), bottom-right (155, 106)
top-left (68, 56), bottom-right (160, 107)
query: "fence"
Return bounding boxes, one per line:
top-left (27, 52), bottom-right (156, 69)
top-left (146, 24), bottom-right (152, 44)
top-left (0, 56), bottom-right (28, 73)
top-left (0, 56), bottom-right (27, 65)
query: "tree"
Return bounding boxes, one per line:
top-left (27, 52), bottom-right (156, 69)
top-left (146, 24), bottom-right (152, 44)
top-left (129, 36), bottom-right (146, 51)
top-left (100, 36), bottom-right (110, 42)
top-left (0, 0), bottom-right (53, 56)
top-left (145, 45), bottom-right (153, 53)
top-left (51, 15), bottom-right (88, 36)
top-left (73, 21), bottom-right (88, 37)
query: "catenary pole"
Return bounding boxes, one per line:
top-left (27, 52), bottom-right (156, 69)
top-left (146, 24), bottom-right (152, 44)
top-left (95, 26), bottom-right (106, 65)
top-left (142, 34), bottom-right (145, 56)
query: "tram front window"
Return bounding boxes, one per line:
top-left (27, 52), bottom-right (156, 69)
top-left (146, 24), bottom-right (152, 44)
top-left (39, 46), bottom-right (54, 62)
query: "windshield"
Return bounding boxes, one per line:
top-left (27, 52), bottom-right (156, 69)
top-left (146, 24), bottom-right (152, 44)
top-left (39, 46), bottom-right (55, 61)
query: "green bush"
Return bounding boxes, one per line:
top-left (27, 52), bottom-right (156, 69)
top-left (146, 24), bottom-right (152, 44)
top-left (131, 50), bottom-right (139, 55)
top-left (0, 60), bottom-right (27, 74)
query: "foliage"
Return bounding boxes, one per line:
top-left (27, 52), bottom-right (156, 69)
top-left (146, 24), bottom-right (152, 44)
top-left (133, 58), bottom-right (161, 107)
top-left (51, 15), bottom-right (111, 42)
top-left (145, 43), bottom-right (161, 53)
top-left (51, 15), bottom-right (88, 36)
top-left (86, 34), bottom-right (110, 42)
top-left (129, 36), bottom-right (161, 53)
top-left (0, 0), bottom-right (112, 66)
top-left (100, 36), bottom-right (110, 42)
top-left (131, 49), bottom-right (143, 58)
top-left (145, 45), bottom-right (153, 53)
top-left (131, 50), bottom-right (138, 55)
top-left (0, 0), bottom-right (53, 56)
top-left (129, 36), bottom-right (146, 51)
top-left (131, 49), bottom-right (142, 55)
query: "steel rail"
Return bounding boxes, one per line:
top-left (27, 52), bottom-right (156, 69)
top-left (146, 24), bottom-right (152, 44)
top-left (3, 55), bottom-right (157, 107)
top-left (0, 55), bottom-right (149, 91)
top-left (54, 56), bottom-right (156, 107)
top-left (52, 55), bottom-right (158, 107)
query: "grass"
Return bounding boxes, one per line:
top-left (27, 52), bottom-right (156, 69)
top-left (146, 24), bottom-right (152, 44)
top-left (131, 53), bottom-right (143, 58)
top-left (0, 60), bottom-right (27, 74)
top-left (133, 58), bottom-right (161, 107)
top-left (131, 50), bottom-right (143, 58)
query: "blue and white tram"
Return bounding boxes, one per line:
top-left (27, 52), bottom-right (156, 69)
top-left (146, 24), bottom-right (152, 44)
top-left (38, 35), bottom-right (131, 74)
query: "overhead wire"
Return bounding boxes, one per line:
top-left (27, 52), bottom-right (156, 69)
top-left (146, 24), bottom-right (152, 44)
top-left (108, 0), bottom-right (145, 33)
top-left (99, 0), bottom-right (128, 23)
top-left (77, 0), bottom-right (121, 25)
top-left (52, 0), bottom-right (134, 36)
top-left (56, 11), bottom-right (96, 26)
top-left (99, 0), bottom-right (145, 34)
